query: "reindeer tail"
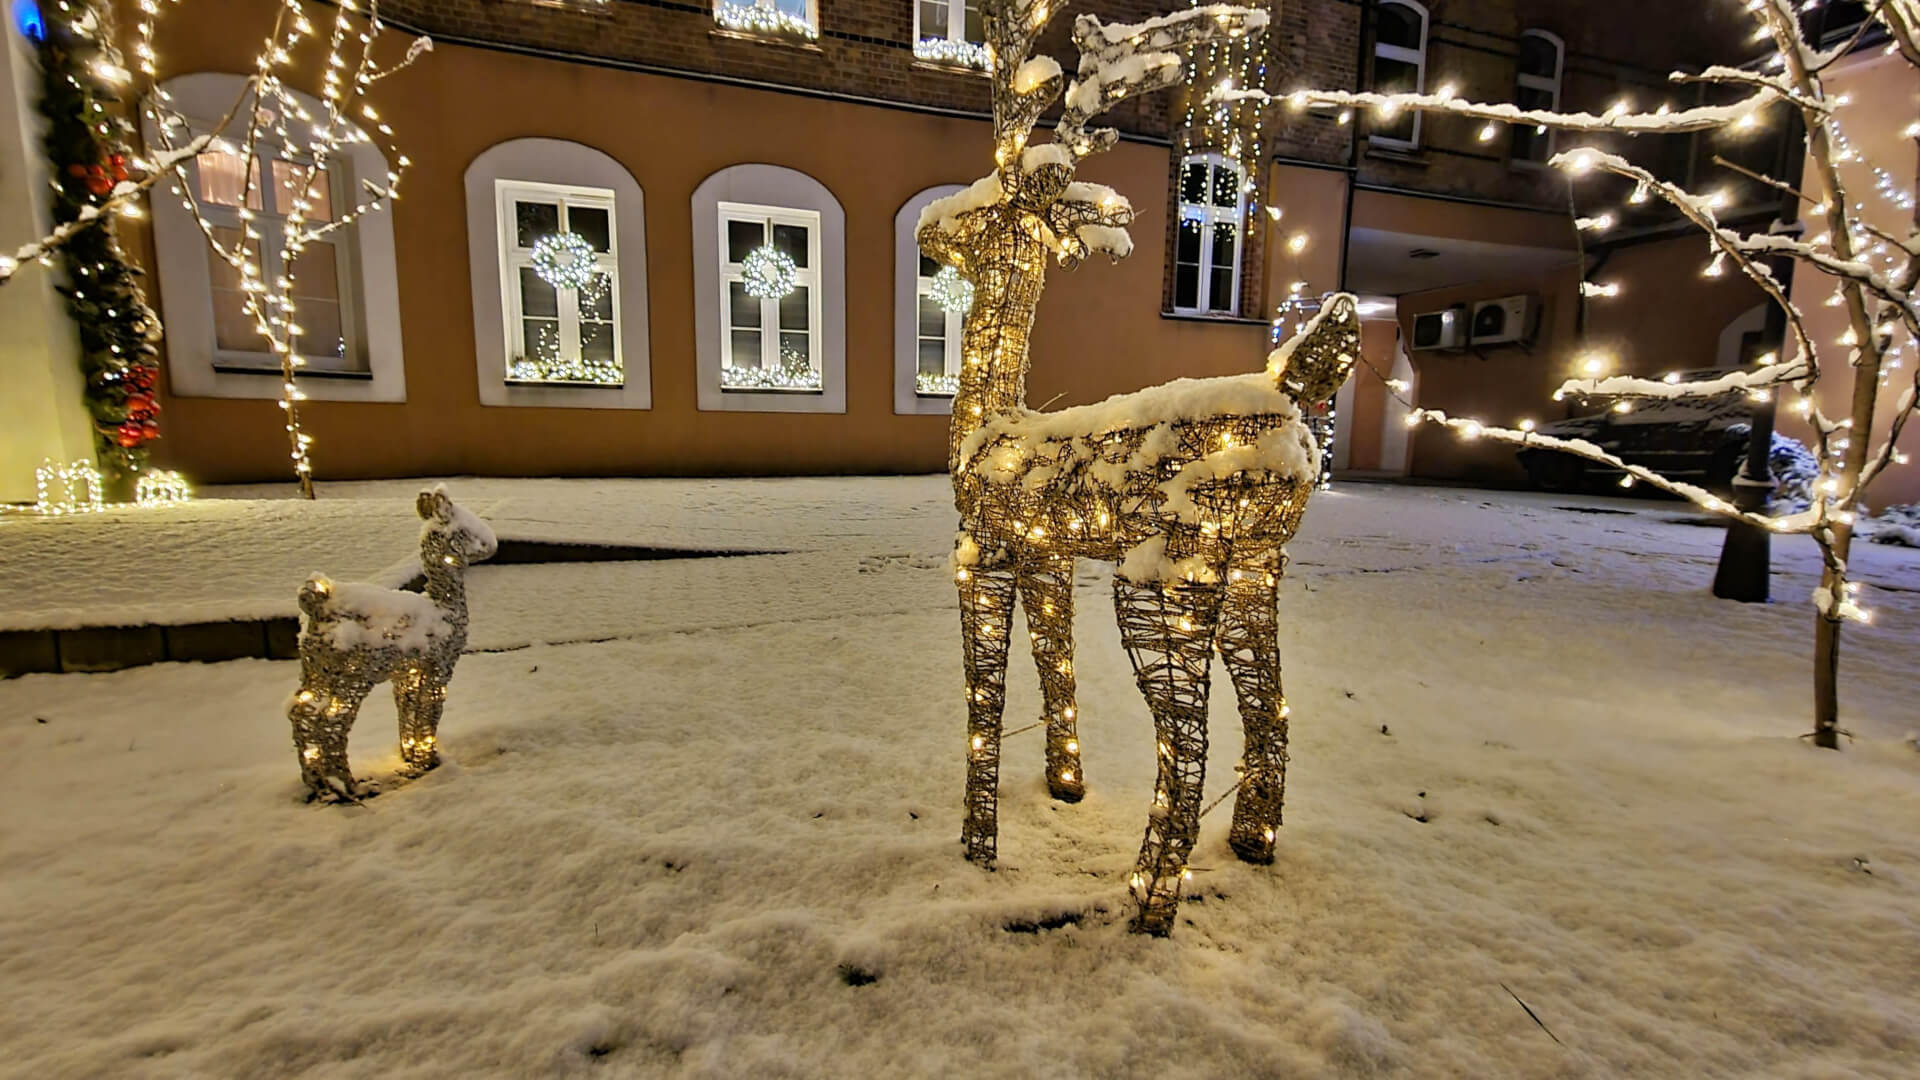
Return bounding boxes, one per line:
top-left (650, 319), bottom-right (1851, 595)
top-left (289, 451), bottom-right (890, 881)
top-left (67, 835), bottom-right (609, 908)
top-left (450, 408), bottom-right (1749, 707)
top-left (297, 574), bottom-right (337, 620)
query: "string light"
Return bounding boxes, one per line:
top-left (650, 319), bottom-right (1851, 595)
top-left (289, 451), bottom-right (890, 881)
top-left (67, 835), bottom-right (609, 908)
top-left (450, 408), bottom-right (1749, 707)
top-left (714, 1), bottom-right (818, 40)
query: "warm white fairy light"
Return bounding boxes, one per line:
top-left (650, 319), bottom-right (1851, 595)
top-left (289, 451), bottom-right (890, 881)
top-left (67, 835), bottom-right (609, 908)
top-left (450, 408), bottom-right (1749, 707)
top-left (715, 1), bottom-right (818, 40)
top-left (134, 469), bottom-right (192, 506)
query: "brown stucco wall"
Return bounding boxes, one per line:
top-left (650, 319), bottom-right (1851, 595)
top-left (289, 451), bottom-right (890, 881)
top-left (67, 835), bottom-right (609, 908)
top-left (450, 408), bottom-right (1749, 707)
top-left (133, 24), bottom-right (1272, 483)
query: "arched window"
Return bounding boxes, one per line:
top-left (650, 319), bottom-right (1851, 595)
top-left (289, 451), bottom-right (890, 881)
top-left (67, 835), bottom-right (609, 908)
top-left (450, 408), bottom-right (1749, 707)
top-left (144, 73), bottom-right (404, 403)
top-left (895, 185), bottom-right (966, 415)
top-left (1369, 0), bottom-right (1428, 149)
top-left (691, 164), bottom-right (846, 413)
top-left (464, 138), bottom-right (651, 410)
top-left (1173, 153), bottom-right (1245, 315)
top-left (1511, 30), bottom-right (1564, 165)
top-left (914, 0), bottom-right (988, 68)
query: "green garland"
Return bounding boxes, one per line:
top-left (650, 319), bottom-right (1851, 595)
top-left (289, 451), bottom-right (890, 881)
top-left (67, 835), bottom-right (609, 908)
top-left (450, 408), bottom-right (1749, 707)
top-left (35, 0), bottom-right (163, 498)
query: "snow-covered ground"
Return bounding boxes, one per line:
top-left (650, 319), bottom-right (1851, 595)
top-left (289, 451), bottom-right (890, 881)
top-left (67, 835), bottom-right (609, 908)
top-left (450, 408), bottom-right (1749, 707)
top-left (2, 476), bottom-right (1917, 1078)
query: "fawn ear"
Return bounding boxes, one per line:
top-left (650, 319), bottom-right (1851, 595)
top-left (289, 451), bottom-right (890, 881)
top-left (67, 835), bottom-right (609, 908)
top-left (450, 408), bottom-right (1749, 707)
top-left (1269, 293), bottom-right (1361, 408)
top-left (416, 488), bottom-right (450, 521)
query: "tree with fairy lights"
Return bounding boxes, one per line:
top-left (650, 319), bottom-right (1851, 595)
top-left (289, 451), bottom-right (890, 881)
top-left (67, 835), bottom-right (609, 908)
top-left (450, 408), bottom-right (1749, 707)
top-left (1221, 0), bottom-right (1920, 748)
top-left (6, 0), bottom-right (429, 500)
top-left (28, 0), bottom-right (165, 496)
top-left (136, 0), bottom-right (431, 498)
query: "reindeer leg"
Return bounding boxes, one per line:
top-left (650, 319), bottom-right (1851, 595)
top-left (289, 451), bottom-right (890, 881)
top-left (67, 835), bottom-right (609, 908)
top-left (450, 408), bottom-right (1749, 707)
top-left (959, 560), bottom-right (1017, 867)
top-left (395, 662), bottom-right (446, 775)
top-left (1115, 575), bottom-right (1222, 936)
top-left (1016, 549), bottom-right (1084, 802)
top-left (1218, 562), bottom-right (1288, 865)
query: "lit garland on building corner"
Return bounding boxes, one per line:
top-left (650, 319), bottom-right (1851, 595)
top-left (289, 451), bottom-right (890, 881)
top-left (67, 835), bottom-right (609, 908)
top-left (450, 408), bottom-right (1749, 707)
top-left (713, 2), bottom-right (818, 40)
top-left (33, 0), bottom-right (166, 500)
top-left (914, 37), bottom-right (991, 70)
top-left (741, 244), bottom-right (798, 299)
top-left (139, 0), bottom-right (433, 499)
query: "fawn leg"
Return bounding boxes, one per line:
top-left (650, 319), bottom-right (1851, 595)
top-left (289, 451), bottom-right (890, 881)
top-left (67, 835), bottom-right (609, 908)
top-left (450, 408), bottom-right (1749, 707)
top-left (1218, 565), bottom-right (1288, 865)
top-left (1017, 550), bottom-right (1084, 802)
top-left (290, 675), bottom-right (367, 800)
top-left (1115, 576), bottom-right (1222, 936)
top-left (394, 662), bottom-right (446, 775)
top-left (958, 561), bottom-right (1017, 867)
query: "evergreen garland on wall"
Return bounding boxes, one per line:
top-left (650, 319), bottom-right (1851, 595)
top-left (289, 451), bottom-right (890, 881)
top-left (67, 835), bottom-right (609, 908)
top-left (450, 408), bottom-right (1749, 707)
top-left (34, 0), bottom-right (163, 496)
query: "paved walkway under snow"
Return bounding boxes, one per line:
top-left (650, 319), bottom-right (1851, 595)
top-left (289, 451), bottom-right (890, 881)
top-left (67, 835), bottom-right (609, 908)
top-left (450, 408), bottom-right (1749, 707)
top-left (1, 477), bottom-right (1915, 1077)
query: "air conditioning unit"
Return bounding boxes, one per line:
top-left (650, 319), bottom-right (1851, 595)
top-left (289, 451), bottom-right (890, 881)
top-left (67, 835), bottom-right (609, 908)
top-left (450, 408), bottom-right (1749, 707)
top-left (1410, 305), bottom-right (1467, 351)
top-left (1470, 295), bottom-right (1539, 346)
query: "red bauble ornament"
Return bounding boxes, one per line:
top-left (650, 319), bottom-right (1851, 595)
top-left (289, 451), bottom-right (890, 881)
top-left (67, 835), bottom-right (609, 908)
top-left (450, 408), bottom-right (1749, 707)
top-left (108, 154), bottom-right (128, 182)
top-left (115, 426), bottom-right (143, 448)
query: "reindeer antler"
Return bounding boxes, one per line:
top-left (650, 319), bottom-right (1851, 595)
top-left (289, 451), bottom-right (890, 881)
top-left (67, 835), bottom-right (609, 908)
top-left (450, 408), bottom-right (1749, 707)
top-left (1057, 5), bottom-right (1270, 160)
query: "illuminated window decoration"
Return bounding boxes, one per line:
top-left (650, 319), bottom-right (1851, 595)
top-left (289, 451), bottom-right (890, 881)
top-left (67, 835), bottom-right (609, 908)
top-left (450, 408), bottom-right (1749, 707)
top-left (499, 182), bottom-right (623, 387)
top-left (134, 469), bottom-right (192, 506)
top-left (718, 203), bottom-right (822, 392)
top-left (917, 0), bottom-right (1365, 937)
top-left (530, 231), bottom-right (600, 292)
top-left (928, 264), bottom-right (975, 315)
top-left (741, 244), bottom-right (798, 300)
top-left (915, 371), bottom-right (962, 396)
top-left (713, 0), bottom-right (817, 40)
top-left (1173, 153), bottom-right (1246, 314)
top-left (914, 0), bottom-right (988, 69)
top-left (288, 487), bottom-right (496, 802)
top-left (34, 458), bottom-right (104, 515)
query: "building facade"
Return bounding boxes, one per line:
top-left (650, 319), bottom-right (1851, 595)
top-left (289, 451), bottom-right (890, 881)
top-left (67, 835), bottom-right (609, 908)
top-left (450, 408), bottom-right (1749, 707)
top-left (2, 0), bottom-right (1800, 497)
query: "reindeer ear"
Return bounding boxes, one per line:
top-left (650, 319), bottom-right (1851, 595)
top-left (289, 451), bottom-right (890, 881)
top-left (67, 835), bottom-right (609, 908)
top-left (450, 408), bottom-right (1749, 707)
top-left (1270, 294), bottom-right (1361, 407)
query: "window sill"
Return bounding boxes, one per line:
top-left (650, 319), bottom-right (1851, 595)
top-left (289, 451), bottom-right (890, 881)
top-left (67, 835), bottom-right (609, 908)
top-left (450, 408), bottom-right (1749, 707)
top-left (213, 364), bottom-right (374, 381)
top-left (504, 379), bottom-right (626, 390)
top-left (915, 391), bottom-right (957, 399)
top-left (910, 59), bottom-right (990, 78)
top-left (708, 26), bottom-right (823, 52)
top-left (1160, 311), bottom-right (1268, 327)
top-left (720, 386), bottom-right (825, 395)
top-left (1365, 144), bottom-right (1430, 168)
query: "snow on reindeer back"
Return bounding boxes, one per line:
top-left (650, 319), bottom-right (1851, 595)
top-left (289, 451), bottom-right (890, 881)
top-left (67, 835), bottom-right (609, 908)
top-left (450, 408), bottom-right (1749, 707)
top-left (305, 579), bottom-right (451, 653)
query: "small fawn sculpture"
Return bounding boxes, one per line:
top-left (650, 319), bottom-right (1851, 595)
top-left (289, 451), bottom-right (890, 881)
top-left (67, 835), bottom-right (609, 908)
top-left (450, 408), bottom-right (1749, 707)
top-left (287, 486), bottom-right (496, 800)
top-left (918, 0), bottom-right (1356, 933)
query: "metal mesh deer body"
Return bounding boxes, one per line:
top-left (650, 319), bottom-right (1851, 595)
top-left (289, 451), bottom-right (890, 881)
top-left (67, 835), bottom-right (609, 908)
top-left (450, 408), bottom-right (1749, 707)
top-left (918, 0), bottom-right (1359, 934)
top-left (287, 487), bottom-right (497, 800)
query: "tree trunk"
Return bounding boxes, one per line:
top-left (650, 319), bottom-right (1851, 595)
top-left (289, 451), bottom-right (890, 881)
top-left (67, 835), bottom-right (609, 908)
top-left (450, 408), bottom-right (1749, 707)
top-left (1812, 605), bottom-right (1842, 748)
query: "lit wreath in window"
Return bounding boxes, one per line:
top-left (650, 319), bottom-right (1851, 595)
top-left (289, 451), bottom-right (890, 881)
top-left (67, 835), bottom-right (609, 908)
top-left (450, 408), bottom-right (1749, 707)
top-left (929, 264), bottom-right (975, 315)
top-left (531, 232), bottom-right (599, 292)
top-left (741, 244), bottom-right (798, 300)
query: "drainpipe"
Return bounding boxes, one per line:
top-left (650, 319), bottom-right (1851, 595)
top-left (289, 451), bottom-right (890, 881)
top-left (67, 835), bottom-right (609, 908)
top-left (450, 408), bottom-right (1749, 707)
top-left (1336, 1), bottom-right (1372, 291)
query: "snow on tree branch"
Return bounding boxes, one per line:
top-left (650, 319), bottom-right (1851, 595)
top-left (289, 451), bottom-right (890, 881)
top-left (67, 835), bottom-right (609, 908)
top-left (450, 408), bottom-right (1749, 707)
top-left (0, 136), bottom-right (211, 285)
top-left (1212, 85), bottom-right (1787, 136)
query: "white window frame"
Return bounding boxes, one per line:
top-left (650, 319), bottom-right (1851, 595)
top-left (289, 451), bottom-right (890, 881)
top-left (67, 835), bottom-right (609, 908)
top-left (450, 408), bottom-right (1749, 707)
top-left (145, 74), bottom-right (404, 403)
top-left (1512, 30), bottom-right (1564, 167)
top-left (895, 184), bottom-right (966, 415)
top-left (1172, 153), bottom-right (1246, 317)
top-left (691, 164), bottom-right (846, 414)
top-left (713, 0), bottom-right (818, 37)
top-left (193, 145), bottom-right (361, 375)
top-left (913, 0), bottom-right (989, 68)
top-left (464, 137), bottom-right (651, 410)
top-left (497, 180), bottom-right (622, 385)
top-left (717, 202), bottom-right (823, 389)
top-left (1369, 0), bottom-right (1429, 151)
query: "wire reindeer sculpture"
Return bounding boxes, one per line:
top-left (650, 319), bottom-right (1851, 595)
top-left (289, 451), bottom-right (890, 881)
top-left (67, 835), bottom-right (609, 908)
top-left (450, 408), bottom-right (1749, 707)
top-left (916, 0), bottom-right (1359, 934)
top-left (287, 486), bottom-right (496, 801)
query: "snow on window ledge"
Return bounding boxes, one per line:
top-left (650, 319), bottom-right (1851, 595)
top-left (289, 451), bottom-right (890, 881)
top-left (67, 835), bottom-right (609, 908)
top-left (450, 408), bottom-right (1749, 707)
top-left (913, 38), bottom-right (990, 70)
top-left (719, 366), bottom-right (824, 393)
top-left (714, 2), bottom-right (818, 41)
